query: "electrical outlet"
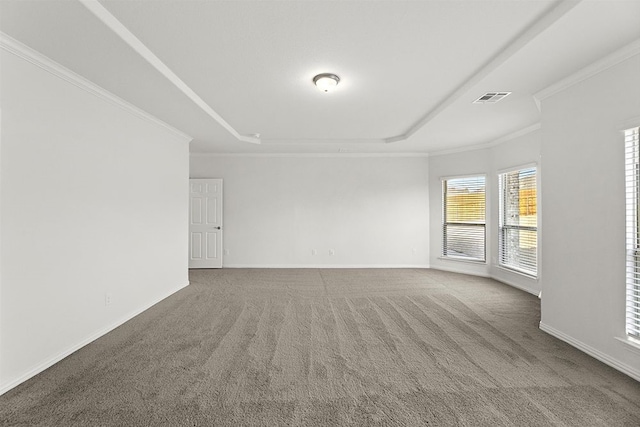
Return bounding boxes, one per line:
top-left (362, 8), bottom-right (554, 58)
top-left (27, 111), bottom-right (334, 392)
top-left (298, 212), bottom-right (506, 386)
top-left (224, 249), bottom-right (230, 255)
top-left (329, 249), bottom-right (335, 256)
top-left (311, 249), bottom-right (317, 255)
top-left (105, 293), bottom-right (112, 306)
top-left (412, 248), bottom-right (417, 254)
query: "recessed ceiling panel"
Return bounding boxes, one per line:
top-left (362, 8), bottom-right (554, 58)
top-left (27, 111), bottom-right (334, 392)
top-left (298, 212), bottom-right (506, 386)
top-left (100, 0), bottom-right (556, 141)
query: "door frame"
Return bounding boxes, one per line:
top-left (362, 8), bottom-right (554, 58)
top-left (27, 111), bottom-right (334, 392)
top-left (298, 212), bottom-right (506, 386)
top-left (188, 178), bottom-right (223, 268)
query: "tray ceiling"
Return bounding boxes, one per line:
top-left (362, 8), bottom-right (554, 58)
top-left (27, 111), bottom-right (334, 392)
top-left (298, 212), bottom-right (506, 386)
top-left (1, 0), bottom-right (639, 153)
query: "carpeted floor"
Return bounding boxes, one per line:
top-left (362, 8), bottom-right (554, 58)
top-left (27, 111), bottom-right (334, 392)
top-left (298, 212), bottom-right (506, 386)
top-left (1, 268), bottom-right (639, 426)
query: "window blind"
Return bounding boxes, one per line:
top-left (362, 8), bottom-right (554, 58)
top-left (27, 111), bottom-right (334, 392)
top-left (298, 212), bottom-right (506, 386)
top-left (442, 176), bottom-right (486, 261)
top-left (498, 167), bottom-right (537, 276)
top-left (625, 126), bottom-right (640, 339)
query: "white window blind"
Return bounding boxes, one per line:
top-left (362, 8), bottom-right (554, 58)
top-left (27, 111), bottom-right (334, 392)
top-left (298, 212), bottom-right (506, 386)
top-left (625, 126), bottom-right (640, 339)
top-left (442, 176), bottom-right (486, 261)
top-left (498, 167), bottom-right (538, 277)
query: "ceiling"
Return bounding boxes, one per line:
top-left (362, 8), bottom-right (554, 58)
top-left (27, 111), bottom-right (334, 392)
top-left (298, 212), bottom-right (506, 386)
top-left (1, 0), bottom-right (639, 154)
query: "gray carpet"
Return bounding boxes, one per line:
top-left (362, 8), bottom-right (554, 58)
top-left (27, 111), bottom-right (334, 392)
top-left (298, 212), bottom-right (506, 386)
top-left (1, 268), bottom-right (639, 426)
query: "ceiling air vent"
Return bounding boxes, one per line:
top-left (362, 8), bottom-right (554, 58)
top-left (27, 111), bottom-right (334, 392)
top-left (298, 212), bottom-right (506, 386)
top-left (473, 92), bottom-right (511, 104)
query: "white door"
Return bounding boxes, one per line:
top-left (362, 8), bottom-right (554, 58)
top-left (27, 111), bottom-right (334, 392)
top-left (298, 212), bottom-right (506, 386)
top-left (189, 179), bottom-right (223, 268)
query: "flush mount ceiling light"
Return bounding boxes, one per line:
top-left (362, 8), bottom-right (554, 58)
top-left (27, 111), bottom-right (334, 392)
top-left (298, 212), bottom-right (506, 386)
top-left (313, 73), bottom-right (340, 92)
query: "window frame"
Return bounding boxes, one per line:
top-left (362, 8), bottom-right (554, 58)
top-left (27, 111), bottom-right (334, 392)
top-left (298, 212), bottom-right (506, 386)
top-left (624, 126), bottom-right (640, 341)
top-left (441, 174), bottom-right (487, 263)
top-left (497, 164), bottom-right (538, 278)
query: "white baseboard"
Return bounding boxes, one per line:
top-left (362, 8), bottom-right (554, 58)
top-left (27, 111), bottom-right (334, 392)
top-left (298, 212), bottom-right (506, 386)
top-left (430, 264), bottom-right (491, 277)
top-left (490, 274), bottom-right (539, 296)
top-left (539, 322), bottom-right (640, 382)
top-left (0, 281), bottom-right (190, 396)
top-left (430, 265), bottom-right (539, 296)
top-left (222, 264), bottom-right (431, 269)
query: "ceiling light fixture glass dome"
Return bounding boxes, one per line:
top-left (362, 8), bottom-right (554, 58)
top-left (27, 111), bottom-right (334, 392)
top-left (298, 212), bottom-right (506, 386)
top-left (313, 73), bottom-right (340, 92)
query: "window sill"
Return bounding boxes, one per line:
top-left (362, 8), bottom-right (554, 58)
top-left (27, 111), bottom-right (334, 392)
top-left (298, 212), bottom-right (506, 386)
top-left (438, 256), bottom-right (486, 265)
top-left (615, 336), bottom-right (640, 355)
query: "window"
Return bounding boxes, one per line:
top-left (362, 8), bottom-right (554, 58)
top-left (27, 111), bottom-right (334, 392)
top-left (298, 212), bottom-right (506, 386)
top-left (498, 167), bottom-right (538, 277)
top-left (625, 126), bottom-right (640, 339)
top-left (442, 176), bottom-right (486, 261)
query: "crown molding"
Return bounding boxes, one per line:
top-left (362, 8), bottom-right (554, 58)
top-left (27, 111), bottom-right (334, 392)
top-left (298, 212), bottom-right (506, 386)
top-left (79, 0), bottom-right (259, 145)
top-left (0, 32), bottom-right (193, 144)
top-left (260, 138), bottom-right (387, 145)
top-left (618, 116), bottom-right (640, 131)
top-left (191, 123), bottom-right (542, 158)
top-left (535, 38), bottom-right (640, 101)
top-left (487, 122), bottom-right (541, 146)
top-left (190, 152), bottom-right (429, 158)
top-left (386, 0), bottom-right (581, 144)
top-left (429, 123), bottom-right (541, 157)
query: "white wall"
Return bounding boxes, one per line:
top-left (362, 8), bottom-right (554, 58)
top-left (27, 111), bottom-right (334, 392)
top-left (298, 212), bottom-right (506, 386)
top-left (0, 49), bottom-right (190, 393)
top-left (428, 130), bottom-right (542, 295)
top-left (540, 54), bottom-right (640, 379)
top-left (190, 155), bottom-right (430, 267)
